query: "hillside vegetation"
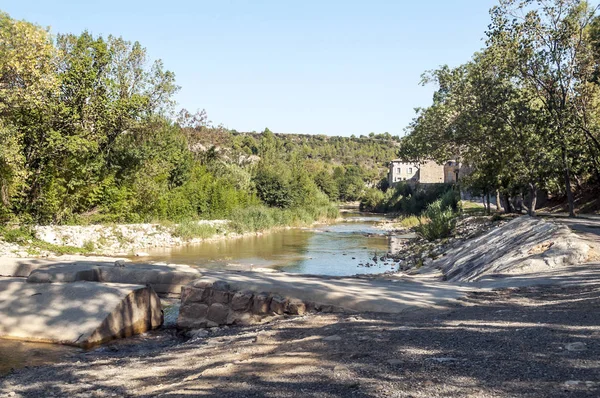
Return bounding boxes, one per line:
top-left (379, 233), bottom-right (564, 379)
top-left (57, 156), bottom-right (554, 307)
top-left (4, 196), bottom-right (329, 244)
top-left (0, 11), bottom-right (397, 227)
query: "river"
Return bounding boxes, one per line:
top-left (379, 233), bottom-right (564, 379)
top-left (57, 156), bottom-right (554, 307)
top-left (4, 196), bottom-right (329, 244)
top-left (136, 212), bottom-right (404, 276)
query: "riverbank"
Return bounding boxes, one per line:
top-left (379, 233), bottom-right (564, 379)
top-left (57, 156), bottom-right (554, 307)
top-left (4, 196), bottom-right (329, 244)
top-left (0, 213), bottom-right (338, 259)
top-left (2, 282), bottom-right (599, 397)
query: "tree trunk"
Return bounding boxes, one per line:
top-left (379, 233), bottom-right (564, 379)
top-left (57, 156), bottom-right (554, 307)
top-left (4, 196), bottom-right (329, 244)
top-left (562, 147), bottom-right (576, 218)
top-left (503, 193), bottom-right (513, 213)
top-left (496, 190), bottom-right (502, 212)
top-left (528, 183), bottom-right (537, 217)
top-left (486, 192), bottom-right (491, 215)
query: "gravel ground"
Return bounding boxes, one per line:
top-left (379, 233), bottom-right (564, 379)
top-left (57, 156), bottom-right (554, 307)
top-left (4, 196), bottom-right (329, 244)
top-left (1, 284), bottom-right (599, 397)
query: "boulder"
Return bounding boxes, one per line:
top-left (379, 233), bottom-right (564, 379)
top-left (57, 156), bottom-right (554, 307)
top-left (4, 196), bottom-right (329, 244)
top-left (0, 279), bottom-right (162, 347)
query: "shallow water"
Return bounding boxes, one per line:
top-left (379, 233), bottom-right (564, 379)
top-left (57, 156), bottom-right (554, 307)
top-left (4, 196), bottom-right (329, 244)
top-left (0, 340), bottom-right (80, 375)
top-left (138, 212), bottom-right (401, 276)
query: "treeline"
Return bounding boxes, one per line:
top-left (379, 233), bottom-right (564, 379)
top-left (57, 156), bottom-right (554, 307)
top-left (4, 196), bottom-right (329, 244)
top-left (0, 11), bottom-right (395, 226)
top-left (399, 0), bottom-right (600, 217)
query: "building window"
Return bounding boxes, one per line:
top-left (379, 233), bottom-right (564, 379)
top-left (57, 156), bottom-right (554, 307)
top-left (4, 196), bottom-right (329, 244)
top-left (408, 167), bottom-right (413, 174)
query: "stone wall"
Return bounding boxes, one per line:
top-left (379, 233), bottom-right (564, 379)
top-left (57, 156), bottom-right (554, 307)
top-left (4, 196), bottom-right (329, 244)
top-left (418, 161), bottom-right (445, 184)
top-left (177, 279), bottom-right (344, 329)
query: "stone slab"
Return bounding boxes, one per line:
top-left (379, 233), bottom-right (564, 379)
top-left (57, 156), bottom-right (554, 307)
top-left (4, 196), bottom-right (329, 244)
top-left (26, 262), bottom-right (202, 295)
top-left (0, 279), bottom-right (162, 347)
top-left (0, 258), bottom-right (64, 277)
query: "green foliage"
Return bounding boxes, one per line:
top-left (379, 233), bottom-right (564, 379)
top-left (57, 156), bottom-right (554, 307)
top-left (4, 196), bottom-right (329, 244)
top-left (366, 183), bottom-right (456, 215)
top-left (416, 200), bottom-right (458, 241)
top-left (397, 215), bottom-right (423, 229)
top-left (0, 11), bottom-right (387, 228)
top-left (171, 220), bottom-right (219, 240)
top-left (229, 204), bottom-right (339, 234)
top-left (400, 0), bottom-right (600, 217)
top-left (359, 188), bottom-right (386, 212)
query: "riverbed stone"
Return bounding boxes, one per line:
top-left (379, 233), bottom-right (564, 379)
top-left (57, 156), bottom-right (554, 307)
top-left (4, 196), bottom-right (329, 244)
top-left (179, 303), bottom-right (209, 319)
top-left (252, 292), bottom-right (272, 314)
top-left (181, 286), bottom-right (211, 304)
top-left (211, 289), bottom-right (232, 305)
top-left (270, 295), bottom-right (288, 315)
top-left (287, 298), bottom-right (306, 315)
top-left (207, 303), bottom-right (229, 324)
top-left (231, 290), bottom-right (254, 311)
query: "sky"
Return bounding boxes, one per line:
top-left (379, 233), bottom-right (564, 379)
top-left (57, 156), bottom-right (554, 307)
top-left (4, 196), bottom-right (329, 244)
top-left (3, 0), bottom-right (498, 137)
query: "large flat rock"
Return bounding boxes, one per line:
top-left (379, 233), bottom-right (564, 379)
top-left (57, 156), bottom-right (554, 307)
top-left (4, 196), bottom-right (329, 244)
top-left (0, 279), bottom-right (163, 347)
top-left (26, 262), bottom-right (201, 296)
top-left (0, 258), bottom-right (60, 277)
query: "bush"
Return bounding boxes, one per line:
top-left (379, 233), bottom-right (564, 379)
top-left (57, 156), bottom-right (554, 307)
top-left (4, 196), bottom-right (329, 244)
top-left (359, 188), bottom-right (386, 212)
top-left (416, 200), bottom-right (457, 241)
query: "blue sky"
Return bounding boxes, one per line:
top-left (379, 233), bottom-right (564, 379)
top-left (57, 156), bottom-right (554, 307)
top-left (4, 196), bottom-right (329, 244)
top-left (4, 0), bottom-right (497, 137)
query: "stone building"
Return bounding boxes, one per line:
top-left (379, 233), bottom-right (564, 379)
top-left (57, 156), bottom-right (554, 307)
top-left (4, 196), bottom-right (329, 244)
top-left (388, 159), bottom-right (464, 187)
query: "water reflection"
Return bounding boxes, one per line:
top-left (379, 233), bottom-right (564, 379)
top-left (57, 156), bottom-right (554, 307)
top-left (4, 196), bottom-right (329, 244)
top-left (140, 212), bottom-right (400, 276)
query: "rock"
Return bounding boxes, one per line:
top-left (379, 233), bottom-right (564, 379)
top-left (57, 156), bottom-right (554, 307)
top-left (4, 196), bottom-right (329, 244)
top-left (270, 295), bottom-right (288, 315)
top-left (179, 303), bottom-right (208, 319)
top-left (181, 286), bottom-right (211, 304)
top-left (188, 329), bottom-right (209, 339)
top-left (287, 298), bottom-right (306, 315)
top-left (114, 260), bottom-right (125, 267)
top-left (252, 292), bottom-right (272, 314)
top-left (211, 289), bottom-right (232, 304)
top-left (0, 279), bottom-right (162, 347)
top-left (207, 303), bottom-right (229, 325)
top-left (0, 258), bottom-right (58, 277)
top-left (27, 263), bottom-right (202, 296)
top-left (323, 335), bottom-right (342, 342)
top-left (565, 342), bottom-right (587, 352)
top-left (231, 290), bottom-right (254, 312)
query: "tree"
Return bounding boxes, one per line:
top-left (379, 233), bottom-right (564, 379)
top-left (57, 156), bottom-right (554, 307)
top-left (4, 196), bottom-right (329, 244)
top-left (488, 0), bottom-right (599, 217)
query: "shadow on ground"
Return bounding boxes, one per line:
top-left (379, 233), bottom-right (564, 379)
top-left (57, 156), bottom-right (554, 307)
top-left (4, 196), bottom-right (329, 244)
top-left (1, 283), bottom-right (599, 397)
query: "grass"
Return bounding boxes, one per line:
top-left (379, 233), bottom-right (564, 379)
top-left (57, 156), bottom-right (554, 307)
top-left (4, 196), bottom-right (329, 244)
top-left (397, 215), bottom-right (426, 229)
top-left (171, 220), bottom-right (219, 240)
top-left (229, 204), bottom-right (339, 234)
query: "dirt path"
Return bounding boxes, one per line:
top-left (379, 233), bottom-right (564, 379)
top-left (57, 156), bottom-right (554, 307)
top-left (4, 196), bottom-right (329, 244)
top-left (1, 283), bottom-right (599, 398)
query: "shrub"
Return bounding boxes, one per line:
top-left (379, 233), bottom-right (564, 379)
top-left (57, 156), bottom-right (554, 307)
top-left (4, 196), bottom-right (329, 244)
top-left (416, 199), bottom-right (457, 241)
top-left (359, 188), bottom-right (385, 212)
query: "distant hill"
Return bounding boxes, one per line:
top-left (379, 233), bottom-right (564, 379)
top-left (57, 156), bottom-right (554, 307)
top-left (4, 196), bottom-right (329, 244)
top-left (184, 127), bottom-right (401, 184)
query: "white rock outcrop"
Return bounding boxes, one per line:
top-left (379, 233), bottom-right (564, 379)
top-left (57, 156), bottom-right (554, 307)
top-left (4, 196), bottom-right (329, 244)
top-left (428, 216), bottom-right (591, 282)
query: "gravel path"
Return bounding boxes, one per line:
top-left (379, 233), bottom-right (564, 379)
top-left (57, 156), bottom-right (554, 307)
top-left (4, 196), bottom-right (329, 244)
top-left (1, 283), bottom-right (599, 397)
